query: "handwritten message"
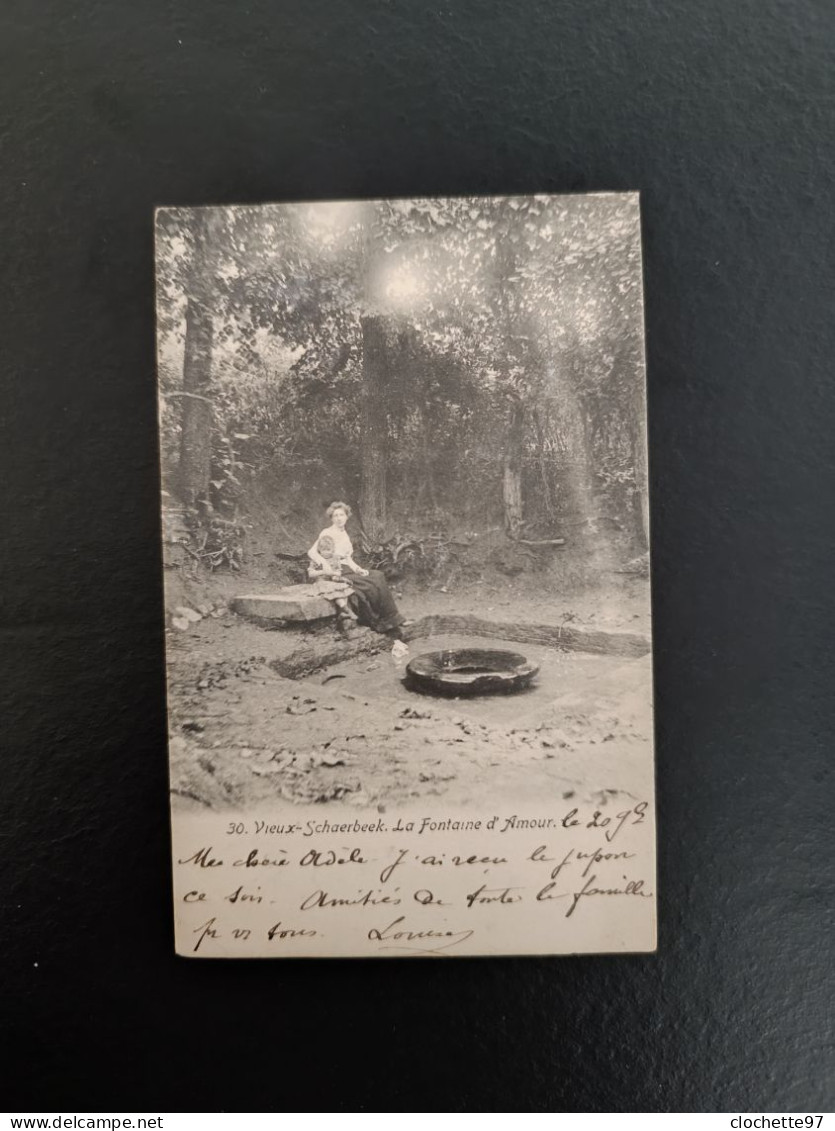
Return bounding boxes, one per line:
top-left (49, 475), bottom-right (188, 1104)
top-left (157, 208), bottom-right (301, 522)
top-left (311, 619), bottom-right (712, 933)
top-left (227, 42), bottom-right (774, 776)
top-left (172, 800), bottom-right (656, 958)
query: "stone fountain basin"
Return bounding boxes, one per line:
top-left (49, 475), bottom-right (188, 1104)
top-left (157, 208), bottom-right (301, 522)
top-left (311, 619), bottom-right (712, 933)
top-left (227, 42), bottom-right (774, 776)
top-left (405, 647), bottom-right (540, 697)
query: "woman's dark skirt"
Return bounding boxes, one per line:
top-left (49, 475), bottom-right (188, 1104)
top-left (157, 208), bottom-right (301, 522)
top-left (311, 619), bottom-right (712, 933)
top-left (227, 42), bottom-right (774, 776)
top-left (343, 567), bottom-right (404, 634)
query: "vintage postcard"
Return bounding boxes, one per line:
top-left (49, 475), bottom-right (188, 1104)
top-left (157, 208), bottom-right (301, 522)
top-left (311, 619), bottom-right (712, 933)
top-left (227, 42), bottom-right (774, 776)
top-left (155, 193), bottom-right (655, 957)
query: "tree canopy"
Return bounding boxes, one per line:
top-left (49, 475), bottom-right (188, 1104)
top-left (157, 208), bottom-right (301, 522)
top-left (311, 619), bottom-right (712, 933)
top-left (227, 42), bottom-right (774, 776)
top-left (155, 194), bottom-right (647, 565)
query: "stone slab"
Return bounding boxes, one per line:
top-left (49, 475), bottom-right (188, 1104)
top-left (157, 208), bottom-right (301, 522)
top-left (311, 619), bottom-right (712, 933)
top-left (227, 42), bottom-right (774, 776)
top-left (232, 586), bottom-right (335, 624)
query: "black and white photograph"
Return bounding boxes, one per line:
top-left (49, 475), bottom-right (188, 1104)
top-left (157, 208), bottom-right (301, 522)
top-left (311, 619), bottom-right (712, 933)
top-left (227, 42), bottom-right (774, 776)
top-left (156, 194), bottom-right (656, 957)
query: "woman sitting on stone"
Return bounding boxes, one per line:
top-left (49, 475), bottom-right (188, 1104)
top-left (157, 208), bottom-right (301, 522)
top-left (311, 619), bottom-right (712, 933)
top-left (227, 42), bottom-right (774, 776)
top-left (307, 501), bottom-right (407, 638)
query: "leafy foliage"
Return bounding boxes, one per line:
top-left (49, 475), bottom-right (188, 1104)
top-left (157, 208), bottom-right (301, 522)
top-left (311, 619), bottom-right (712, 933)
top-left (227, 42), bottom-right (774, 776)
top-left (155, 195), bottom-right (648, 573)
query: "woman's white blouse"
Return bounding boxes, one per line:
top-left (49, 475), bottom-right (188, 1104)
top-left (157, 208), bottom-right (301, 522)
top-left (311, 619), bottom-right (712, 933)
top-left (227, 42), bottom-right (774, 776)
top-left (321, 527), bottom-right (353, 560)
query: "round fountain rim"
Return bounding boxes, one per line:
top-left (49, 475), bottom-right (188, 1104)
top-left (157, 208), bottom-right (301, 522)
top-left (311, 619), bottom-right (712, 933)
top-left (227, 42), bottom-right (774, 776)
top-left (405, 647), bottom-right (540, 696)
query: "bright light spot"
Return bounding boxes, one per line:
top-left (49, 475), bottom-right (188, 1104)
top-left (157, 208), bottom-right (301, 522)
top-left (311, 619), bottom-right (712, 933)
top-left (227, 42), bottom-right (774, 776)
top-left (378, 262), bottom-right (426, 310)
top-left (303, 201), bottom-right (361, 237)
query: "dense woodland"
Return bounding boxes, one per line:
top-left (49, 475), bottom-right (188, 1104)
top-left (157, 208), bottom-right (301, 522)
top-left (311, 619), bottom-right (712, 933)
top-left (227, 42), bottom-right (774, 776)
top-left (156, 195), bottom-right (648, 584)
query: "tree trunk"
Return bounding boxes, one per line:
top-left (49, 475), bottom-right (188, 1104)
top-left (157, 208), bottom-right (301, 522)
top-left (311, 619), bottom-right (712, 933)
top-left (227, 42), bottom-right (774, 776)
top-left (420, 404), bottom-right (439, 515)
top-left (503, 397), bottom-right (525, 538)
top-left (626, 358), bottom-right (650, 550)
top-left (631, 441), bottom-right (650, 550)
top-left (359, 313), bottom-right (391, 542)
top-left (179, 214), bottom-right (214, 514)
top-left (179, 297), bottom-right (214, 511)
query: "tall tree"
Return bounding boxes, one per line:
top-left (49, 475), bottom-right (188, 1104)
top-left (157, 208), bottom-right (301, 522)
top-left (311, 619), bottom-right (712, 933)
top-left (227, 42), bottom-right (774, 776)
top-left (359, 313), bottom-right (393, 539)
top-left (178, 210), bottom-right (215, 512)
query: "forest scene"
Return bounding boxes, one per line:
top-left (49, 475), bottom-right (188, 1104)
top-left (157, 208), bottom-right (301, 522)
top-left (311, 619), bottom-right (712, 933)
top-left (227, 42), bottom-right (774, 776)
top-left (156, 195), bottom-right (653, 813)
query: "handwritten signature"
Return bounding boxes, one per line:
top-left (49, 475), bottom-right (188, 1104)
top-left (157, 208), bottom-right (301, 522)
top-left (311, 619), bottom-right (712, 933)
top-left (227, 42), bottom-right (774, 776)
top-left (368, 916), bottom-right (475, 957)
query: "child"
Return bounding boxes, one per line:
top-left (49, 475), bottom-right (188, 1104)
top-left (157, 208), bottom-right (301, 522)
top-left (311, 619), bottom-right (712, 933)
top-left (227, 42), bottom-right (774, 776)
top-left (308, 534), bottom-right (356, 620)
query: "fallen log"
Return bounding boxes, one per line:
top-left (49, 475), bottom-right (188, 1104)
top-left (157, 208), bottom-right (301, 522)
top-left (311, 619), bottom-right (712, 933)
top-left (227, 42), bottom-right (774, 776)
top-left (269, 627), bottom-right (389, 679)
top-left (402, 614), bottom-right (650, 658)
top-left (232, 594), bottom-right (650, 678)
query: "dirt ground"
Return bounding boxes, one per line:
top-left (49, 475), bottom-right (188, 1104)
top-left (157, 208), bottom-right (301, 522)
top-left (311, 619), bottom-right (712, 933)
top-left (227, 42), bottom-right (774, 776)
top-left (166, 577), bottom-right (654, 813)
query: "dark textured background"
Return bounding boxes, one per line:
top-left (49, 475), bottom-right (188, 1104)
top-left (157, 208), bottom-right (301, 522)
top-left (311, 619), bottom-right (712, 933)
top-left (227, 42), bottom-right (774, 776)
top-left (2, 0), bottom-right (833, 1113)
